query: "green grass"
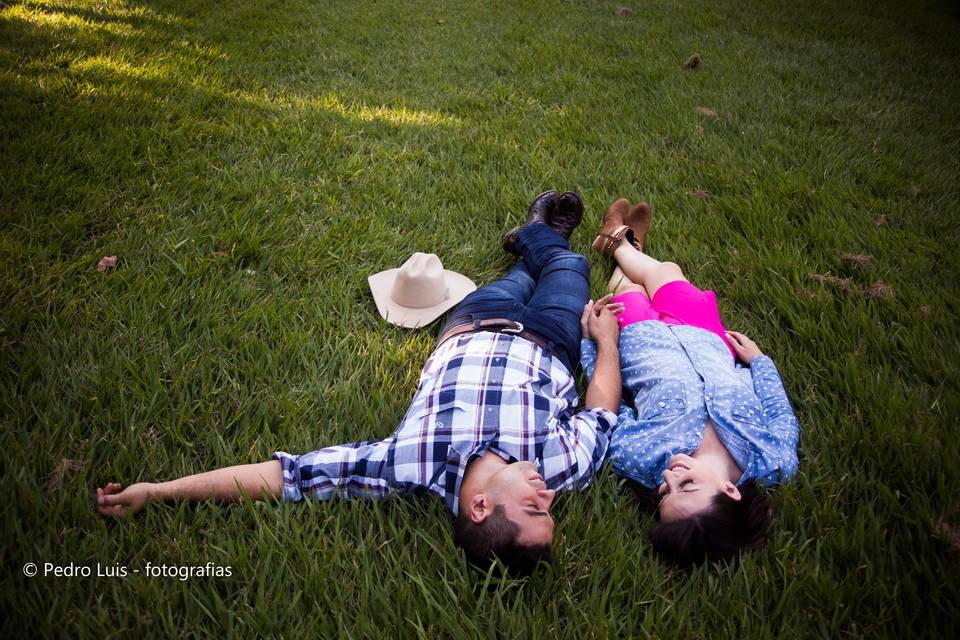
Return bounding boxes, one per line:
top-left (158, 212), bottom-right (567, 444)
top-left (2, 0), bottom-right (959, 636)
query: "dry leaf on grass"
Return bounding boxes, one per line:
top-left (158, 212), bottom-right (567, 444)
top-left (841, 253), bottom-right (874, 271)
top-left (918, 305), bottom-right (932, 318)
top-left (97, 255), bottom-right (118, 272)
top-left (683, 54), bottom-right (701, 69)
top-left (863, 281), bottom-right (894, 300)
top-left (811, 273), bottom-right (854, 295)
top-left (689, 189), bottom-right (710, 199)
top-left (910, 185), bottom-right (922, 199)
top-left (48, 458), bottom-right (83, 493)
top-left (694, 106), bottom-right (718, 118)
top-left (933, 518), bottom-right (960, 552)
top-left (875, 214), bottom-right (890, 226)
top-left (615, 7), bottom-right (634, 16)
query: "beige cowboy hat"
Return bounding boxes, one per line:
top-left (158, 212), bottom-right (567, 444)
top-left (368, 252), bottom-right (477, 328)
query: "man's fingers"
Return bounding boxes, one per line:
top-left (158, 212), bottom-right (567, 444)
top-left (99, 492), bottom-right (124, 506)
top-left (96, 502), bottom-right (120, 517)
top-left (100, 482), bottom-right (122, 495)
top-left (95, 484), bottom-right (131, 518)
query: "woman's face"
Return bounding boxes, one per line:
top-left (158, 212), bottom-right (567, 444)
top-left (657, 454), bottom-right (740, 521)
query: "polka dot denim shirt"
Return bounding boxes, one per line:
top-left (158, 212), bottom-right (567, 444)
top-left (581, 321), bottom-right (799, 489)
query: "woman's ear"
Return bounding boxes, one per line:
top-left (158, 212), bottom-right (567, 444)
top-left (721, 482), bottom-right (742, 502)
top-left (468, 493), bottom-right (491, 524)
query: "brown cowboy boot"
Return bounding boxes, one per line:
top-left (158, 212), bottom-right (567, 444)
top-left (591, 198), bottom-right (633, 256)
top-left (624, 202), bottom-right (652, 251)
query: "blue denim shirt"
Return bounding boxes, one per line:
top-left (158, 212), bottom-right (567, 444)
top-left (581, 320), bottom-right (799, 489)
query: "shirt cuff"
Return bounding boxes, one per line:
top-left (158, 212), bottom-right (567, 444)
top-left (752, 354), bottom-right (774, 367)
top-left (272, 451), bottom-right (304, 502)
top-left (750, 354), bottom-right (779, 377)
top-left (587, 406), bottom-right (618, 434)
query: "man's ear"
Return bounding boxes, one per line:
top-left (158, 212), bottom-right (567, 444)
top-left (468, 493), bottom-right (492, 524)
top-left (721, 482), bottom-right (742, 502)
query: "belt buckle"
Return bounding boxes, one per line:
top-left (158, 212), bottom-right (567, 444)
top-left (501, 321), bottom-right (524, 335)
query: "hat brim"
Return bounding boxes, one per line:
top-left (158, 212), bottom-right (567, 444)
top-left (368, 268), bottom-right (477, 328)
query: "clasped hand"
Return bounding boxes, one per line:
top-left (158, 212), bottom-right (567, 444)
top-left (580, 294), bottom-right (622, 347)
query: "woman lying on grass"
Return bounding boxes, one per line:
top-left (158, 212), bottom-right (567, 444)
top-left (581, 198), bottom-right (800, 567)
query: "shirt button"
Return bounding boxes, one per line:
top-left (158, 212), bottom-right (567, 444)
top-left (658, 401), bottom-right (666, 408)
top-left (704, 395), bottom-right (711, 401)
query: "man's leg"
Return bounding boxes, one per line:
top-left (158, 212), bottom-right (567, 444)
top-left (513, 224), bottom-right (591, 372)
top-left (439, 261), bottom-right (536, 334)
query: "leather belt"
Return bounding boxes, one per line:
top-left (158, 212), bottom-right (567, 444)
top-left (437, 318), bottom-right (552, 354)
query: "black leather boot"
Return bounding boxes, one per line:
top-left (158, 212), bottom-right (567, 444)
top-left (550, 191), bottom-right (584, 239)
top-left (502, 190), bottom-right (560, 254)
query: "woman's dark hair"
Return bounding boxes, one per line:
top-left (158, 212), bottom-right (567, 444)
top-left (453, 505), bottom-right (552, 577)
top-left (629, 479), bottom-right (770, 567)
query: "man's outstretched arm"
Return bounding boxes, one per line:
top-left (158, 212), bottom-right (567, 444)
top-left (581, 297), bottom-right (622, 413)
top-left (95, 460), bottom-right (282, 518)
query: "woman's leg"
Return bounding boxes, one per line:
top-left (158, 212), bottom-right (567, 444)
top-left (611, 241), bottom-right (687, 300)
top-left (608, 266), bottom-right (648, 298)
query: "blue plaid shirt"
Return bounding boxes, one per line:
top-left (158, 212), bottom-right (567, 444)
top-left (581, 321), bottom-right (799, 489)
top-left (275, 332), bottom-right (616, 516)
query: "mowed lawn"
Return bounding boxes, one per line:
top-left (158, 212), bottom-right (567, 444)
top-left (2, 0), bottom-right (959, 636)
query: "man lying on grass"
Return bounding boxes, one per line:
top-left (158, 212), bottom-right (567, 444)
top-left (96, 191), bottom-right (622, 576)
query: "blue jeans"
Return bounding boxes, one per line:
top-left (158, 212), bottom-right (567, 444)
top-left (440, 224), bottom-right (590, 373)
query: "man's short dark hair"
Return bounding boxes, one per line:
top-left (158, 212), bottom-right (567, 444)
top-left (630, 479), bottom-right (770, 567)
top-left (453, 504), bottom-right (552, 576)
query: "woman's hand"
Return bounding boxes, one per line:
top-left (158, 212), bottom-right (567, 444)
top-left (725, 330), bottom-right (763, 365)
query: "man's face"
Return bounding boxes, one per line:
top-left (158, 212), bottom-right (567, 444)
top-left (657, 454), bottom-right (735, 521)
top-left (484, 461), bottom-right (556, 545)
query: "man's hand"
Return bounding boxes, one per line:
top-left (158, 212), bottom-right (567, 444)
top-left (96, 482), bottom-right (153, 518)
top-left (726, 330), bottom-right (763, 365)
top-left (580, 294), bottom-right (623, 346)
top-left (583, 295), bottom-right (622, 412)
top-left (94, 461), bottom-right (282, 518)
